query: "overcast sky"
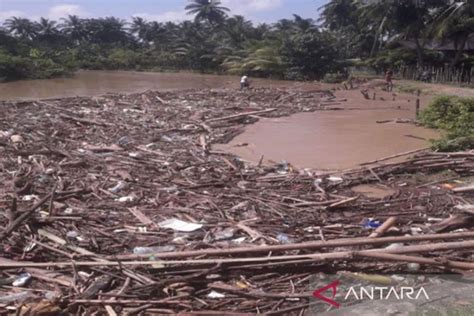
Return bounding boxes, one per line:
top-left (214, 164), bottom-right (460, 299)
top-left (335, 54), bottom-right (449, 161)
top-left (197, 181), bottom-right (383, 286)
top-left (0, 0), bottom-right (329, 23)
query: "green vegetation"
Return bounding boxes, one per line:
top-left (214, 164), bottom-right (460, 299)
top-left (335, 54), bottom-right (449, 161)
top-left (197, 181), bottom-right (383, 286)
top-left (420, 95), bottom-right (474, 151)
top-left (0, 0), bottom-right (472, 81)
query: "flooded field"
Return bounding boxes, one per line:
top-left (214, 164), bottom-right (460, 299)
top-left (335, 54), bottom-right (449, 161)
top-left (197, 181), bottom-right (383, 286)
top-left (215, 89), bottom-right (439, 170)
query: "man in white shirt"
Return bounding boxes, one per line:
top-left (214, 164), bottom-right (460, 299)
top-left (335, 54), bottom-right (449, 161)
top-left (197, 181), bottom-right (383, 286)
top-left (240, 75), bottom-right (250, 90)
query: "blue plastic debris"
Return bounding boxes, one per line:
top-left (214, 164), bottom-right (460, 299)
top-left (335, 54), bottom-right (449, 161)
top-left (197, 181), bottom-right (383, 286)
top-left (362, 218), bottom-right (381, 229)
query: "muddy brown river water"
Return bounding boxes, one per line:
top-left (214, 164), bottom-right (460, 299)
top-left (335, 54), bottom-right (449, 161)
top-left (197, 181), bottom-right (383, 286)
top-left (0, 70), bottom-right (291, 100)
top-left (0, 71), bottom-right (439, 170)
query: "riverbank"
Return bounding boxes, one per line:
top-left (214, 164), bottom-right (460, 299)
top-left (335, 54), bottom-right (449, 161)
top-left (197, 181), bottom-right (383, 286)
top-left (1, 86), bottom-right (474, 314)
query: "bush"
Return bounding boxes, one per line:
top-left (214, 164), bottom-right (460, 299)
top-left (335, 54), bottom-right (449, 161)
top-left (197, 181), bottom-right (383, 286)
top-left (0, 51), bottom-right (31, 80)
top-left (420, 96), bottom-right (474, 151)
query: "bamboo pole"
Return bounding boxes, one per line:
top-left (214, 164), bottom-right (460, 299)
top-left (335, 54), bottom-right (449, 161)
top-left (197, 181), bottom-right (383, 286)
top-left (2, 239), bottom-right (474, 269)
top-left (108, 231), bottom-right (474, 261)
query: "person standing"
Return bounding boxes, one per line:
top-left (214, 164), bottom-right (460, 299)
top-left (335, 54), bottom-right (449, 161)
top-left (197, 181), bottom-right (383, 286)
top-left (240, 75), bottom-right (250, 90)
top-left (385, 70), bottom-right (394, 92)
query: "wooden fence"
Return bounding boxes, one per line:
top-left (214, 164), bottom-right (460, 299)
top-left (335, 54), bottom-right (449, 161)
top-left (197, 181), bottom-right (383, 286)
top-left (397, 65), bottom-right (473, 85)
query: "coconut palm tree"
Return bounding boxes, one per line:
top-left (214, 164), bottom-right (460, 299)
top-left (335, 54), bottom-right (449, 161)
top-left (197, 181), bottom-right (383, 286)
top-left (434, 0), bottom-right (474, 66)
top-left (130, 16), bottom-right (150, 43)
top-left (4, 17), bottom-right (38, 40)
top-left (60, 15), bottom-right (87, 45)
top-left (185, 0), bottom-right (230, 25)
top-left (36, 18), bottom-right (58, 35)
top-left (318, 0), bottom-right (360, 30)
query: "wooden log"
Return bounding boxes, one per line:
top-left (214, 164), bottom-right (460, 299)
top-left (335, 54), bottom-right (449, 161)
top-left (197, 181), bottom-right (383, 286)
top-left (356, 252), bottom-right (474, 270)
top-left (453, 185), bottom-right (474, 193)
top-left (0, 192), bottom-right (53, 241)
top-left (3, 235), bottom-right (474, 269)
top-left (369, 217), bottom-right (397, 238)
top-left (2, 239), bottom-right (474, 269)
top-left (204, 108), bottom-right (276, 123)
top-left (360, 147), bottom-right (429, 165)
top-left (109, 231), bottom-right (474, 261)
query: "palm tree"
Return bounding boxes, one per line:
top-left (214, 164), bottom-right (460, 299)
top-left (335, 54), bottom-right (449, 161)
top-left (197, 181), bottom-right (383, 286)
top-left (185, 0), bottom-right (230, 25)
top-left (60, 15), bottom-right (87, 44)
top-left (222, 41), bottom-right (286, 78)
top-left (4, 17), bottom-right (38, 40)
top-left (130, 17), bottom-right (150, 43)
top-left (85, 17), bottom-right (129, 44)
top-left (434, 0), bottom-right (474, 66)
top-left (36, 18), bottom-right (58, 35)
top-left (224, 15), bottom-right (253, 47)
top-left (318, 0), bottom-right (360, 30)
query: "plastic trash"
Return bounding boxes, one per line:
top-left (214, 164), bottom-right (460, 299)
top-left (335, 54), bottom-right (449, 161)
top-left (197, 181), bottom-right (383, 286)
top-left (109, 181), bottom-right (126, 194)
top-left (133, 246), bottom-right (176, 255)
top-left (276, 161), bottom-right (291, 175)
top-left (66, 231), bottom-right (79, 239)
top-left (116, 196), bottom-right (134, 203)
top-left (328, 176), bottom-right (343, 183)
top-left (128, 152), bottom-right (142, 158)
top-left (362, 218), bottom-right (381, 229)
top-left (10, 135), bottom-right (24, 143)
top-left (214, 228), bottom-right (235, 241)
top-left (161, 135), bottom-right (173, 143)
top-left (117, 136), bottom-right (130, 147)
top-left (232, 237), bottom-right (246, 244)
top-left (12, 273), bottom-right (32, 287)
top-left (276, 233), bottom-right (294, 244)
top-left (0, 291), bottom-right (32, 303)
top-left (22, 195), bottom-right (38, 202)
top-left (158, 219), bottom-right (203, 232)
top-left (407, 263), bottom-right (421, 272)
top-left (208, 291), bottom-right (226, 299)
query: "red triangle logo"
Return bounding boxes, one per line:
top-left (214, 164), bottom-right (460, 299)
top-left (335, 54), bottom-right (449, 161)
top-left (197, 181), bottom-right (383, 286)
top-left (313, 280), bottom-right (341, 308)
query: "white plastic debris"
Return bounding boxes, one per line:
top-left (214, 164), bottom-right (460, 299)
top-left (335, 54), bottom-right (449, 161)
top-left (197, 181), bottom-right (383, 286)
top-left (21, 195), bottom-right (38, 202)
top-left (23, 242), bottom-right (36, 252)
top-left (207, 291), bottom-right (226, 299)
top-left (407, 263), bottom-right (421, 272)
top-left (0, 130), bottom-right (13, 137)
top-left (328, 176), bottom-right (343, 183)
top-left (158, 219), bottom-right (203, 232)
top-left (64, 208), bottom-right (74, 214)
top-left (66, 231), bottom-right (79, 239)
top-left (109, 181), bottom-right (126, 194)
top-left (116, 196), bottom-right (134, 203)
top-left (128, 152), bottom-right (141, 158)
top-left (10, 135), bottom-right (24, 143)
top-left (232, 237), bottom-right (246, 244)
top-left (12, 273), bottom-right (32, 287)
top-left (133, 246), bottom-right (176, 255)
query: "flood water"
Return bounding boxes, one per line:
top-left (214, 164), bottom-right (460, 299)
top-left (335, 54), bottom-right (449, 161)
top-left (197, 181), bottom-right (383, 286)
top-left (1, 71), bottom-right (438, 170)
top-left (215, 89), bottom-right (439, 170)
top-left (0, 70), bottom-right (292, 101)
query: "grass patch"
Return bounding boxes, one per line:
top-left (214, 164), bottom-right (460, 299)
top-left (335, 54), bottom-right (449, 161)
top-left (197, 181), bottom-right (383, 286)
top-left (420, 95), bottom-right (474, 151)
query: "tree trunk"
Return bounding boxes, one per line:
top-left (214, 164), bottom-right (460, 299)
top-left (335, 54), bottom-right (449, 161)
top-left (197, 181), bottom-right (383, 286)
top-left (414, 36), bottom-right (424, 67)
top-left (451, 33), bottom-right (468, 67)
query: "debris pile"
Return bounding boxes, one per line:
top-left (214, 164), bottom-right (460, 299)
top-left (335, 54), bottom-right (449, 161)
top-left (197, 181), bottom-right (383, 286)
top-left (1, 88), bottom-right (473, 314)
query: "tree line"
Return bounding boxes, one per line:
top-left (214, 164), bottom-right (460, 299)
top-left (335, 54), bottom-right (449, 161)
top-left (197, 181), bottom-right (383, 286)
top-left (0, 0), bottom-right (472, 82)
